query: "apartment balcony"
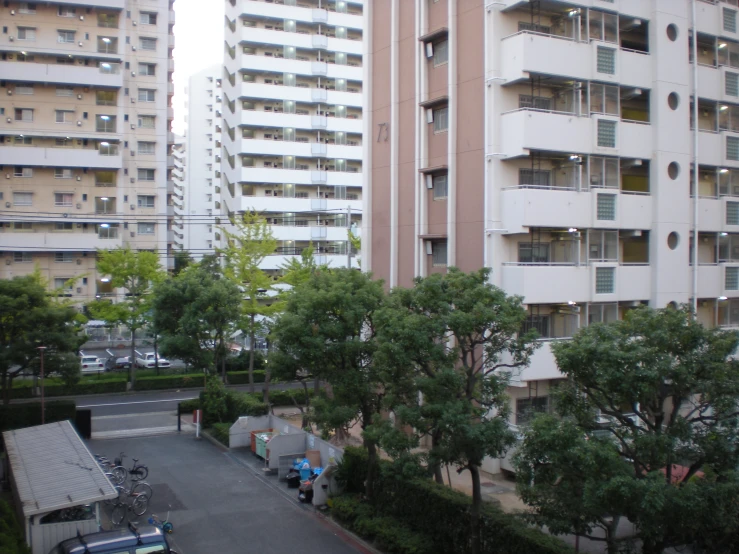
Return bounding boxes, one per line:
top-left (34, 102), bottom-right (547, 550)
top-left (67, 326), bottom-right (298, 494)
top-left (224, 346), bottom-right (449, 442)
top-left (232, 110), bottom-right (362, 134)
top-left (169, 9), bottom-right (176, 23)
top-left (0, 146), bottom-right (122, 169)
top-left (240, 1), bottom-right (362, 30)
top-left (238, 166), bottom-right (361, 186)
top-left (1, 230), bottom-right (122, 251)
top-left (270, 224), bottom-right (353, 241)
top-left (696, 196), bottom-right (739, 233)
top-left (501, 188), bottom-right (652, 234)
top-left (695, 0), bottom-right (739, 38)
top-left (167, 107), bottom-right (175, 120)
top-left (500, 0), bottom-right (649, 19)
top-left (167, 180), bottom-right (175, 194)
top-left (239, 82), bottom-right (362, 108)
top-left (167, 155), bottom-right (175, 168)
top-left (698, 130), bottom-right (739, 168)
top-left (499, 32), bottom-right (650, 89)
top-left (238, 138), bottom-right (362, 160)
top-left (0, 61), bottom-right (123, 88)
top-left (167, 229), bottom-right (175, 243)
top-left (167, 206), bottom-right (175, 217)
top-left (168, 59), bottom-right (175, 73)
top-left (240, 27), bottom-right (362, 56)
top-left (500, 109), bottom-right (652, 160)
top-left (508, 341), bottom-right (563, 383)
top-left (168, 34), bottom-right (175, 48)
top-left (54, 0), bottom-right (124, 7)
top-left (238, 195), bottom-right (361, 213)
top-left (258, 253), bottom-right (351, 270)
top-left (238, 54), bottom-right (362, 82)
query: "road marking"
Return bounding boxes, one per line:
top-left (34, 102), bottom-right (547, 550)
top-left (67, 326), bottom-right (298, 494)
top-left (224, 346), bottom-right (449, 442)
top-left (78, 397), bottom-right (196, 408)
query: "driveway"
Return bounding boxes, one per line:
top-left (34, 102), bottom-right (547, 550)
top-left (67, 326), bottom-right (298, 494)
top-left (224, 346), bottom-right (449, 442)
top-left (88, 434), bottom-right (364, 554)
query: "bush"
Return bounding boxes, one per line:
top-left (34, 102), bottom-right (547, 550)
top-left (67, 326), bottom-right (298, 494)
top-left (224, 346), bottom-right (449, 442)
top-left (210, 422), bottom-right (230, 447)
top-left (178, 398), bottom-right (200, 413)
top-left (0, 500), bottom-right (30, 554)
top-left (225, 391), bottom-right (268, 419)
top-left (223, 350), bottom-right (265, 373)
top-left (45, 380), bottom-right (127, 397)
top-left (0, 400), bottom-right (76, 433)
top-left (261, 388), bottom-right (313, 407)
top-left (134, 374), bottom-right (203, 391)
top-left (225, 370), bottom-right (265, 385)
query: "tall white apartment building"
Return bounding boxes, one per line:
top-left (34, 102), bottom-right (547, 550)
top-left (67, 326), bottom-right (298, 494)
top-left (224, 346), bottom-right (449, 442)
top-left (175, 65), bottom-right (221, 259)
top-left (367, 0), bottom-right (739, 471)
top-left (0, 0), bottom-right (176, 299)
top-left (171, 132), bottom-right (186, 251)
top-left (222, 0), bottom-right (364, 271)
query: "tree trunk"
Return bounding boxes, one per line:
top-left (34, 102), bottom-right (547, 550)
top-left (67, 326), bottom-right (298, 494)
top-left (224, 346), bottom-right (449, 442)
top-left (2, 370), bottom-right (10, 405)
top-left (222, 355), bottom-right (227, 384)
top-left (130, 328), bottom-right (137, 387)
top-left (248, 315), bottom-right (255, 393)
top-left (365, 439), bottom-right (378, 504)
top-left (313, 376), bottom-right (320, 395)
top-left (262, 363), bottom-right (271, 405)
top-left (469, 464), bottom-right (482, 554)
top-left (605, 516), bottom-right (621, 554)
top-left (431, 430), bottom-right (444, 484)
top-left (300, 381), bottom-right (310, 430)
top-left (154, 334), bottom-right (159, 376)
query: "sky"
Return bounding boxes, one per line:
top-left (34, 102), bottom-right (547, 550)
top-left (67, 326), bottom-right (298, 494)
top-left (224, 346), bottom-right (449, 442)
top-left (172, 0), bottom-right (225, 136)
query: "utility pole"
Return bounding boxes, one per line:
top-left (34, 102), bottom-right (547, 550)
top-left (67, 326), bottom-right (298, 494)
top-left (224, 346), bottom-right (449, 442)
top-left (37, 346), bottom-right (46, 424)
top-left (346, 204), bottom-right (352, 269)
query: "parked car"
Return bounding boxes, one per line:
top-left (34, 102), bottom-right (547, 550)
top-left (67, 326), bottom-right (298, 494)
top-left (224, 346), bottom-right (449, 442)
top-left (135, 352), bottom-right (171, 369)
top-left (49, 524), bottom-right (178, 554)
top-left (79, 354), bottom-right (105, 374)
top-left (105, 356), bottom-right (131, 371)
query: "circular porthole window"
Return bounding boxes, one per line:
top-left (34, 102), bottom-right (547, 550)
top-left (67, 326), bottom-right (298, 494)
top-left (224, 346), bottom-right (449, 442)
top-left (668, 162), bottom-right (680, 180)
top-left (667, 232), bottom-right (679, 250)
top-left (666, 24), bottom-right (678, 42)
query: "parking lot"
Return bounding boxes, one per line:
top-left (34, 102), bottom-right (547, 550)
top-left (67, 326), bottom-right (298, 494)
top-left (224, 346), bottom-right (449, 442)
top-left (88, 434), bottom-right (365, 554)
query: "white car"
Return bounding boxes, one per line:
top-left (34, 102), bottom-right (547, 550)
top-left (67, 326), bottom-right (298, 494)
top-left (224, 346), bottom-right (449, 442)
top-left (80, 355), bottom-right (105, 374)
top-left (135, 352), bottom-right (171, 369)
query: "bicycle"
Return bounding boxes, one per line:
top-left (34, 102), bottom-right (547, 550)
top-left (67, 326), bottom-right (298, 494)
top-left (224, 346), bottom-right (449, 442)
top-left (94, 454), bottom-right (126, 486)
top-left (115, 452), bottom-right (149, 482)
top-left (131, 481), bottom-right (153, 502)
top-left (148, 509), bottom-right (173, 534)
top-left (110, 485), bottom-right (149, 526)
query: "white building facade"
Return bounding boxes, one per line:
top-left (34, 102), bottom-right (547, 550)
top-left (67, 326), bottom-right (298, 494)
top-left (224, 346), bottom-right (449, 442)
top-left (221, 0), bottom-right (364, 271)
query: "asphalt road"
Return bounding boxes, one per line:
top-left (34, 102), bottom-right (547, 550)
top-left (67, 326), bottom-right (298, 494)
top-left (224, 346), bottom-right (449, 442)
top-left (88, 434), bottom-right (364, 554)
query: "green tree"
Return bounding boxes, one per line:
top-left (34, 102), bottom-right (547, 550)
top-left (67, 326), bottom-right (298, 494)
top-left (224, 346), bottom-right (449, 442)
top-left (172, 249), bottom-right (194, 276)
top-left (202, 375), bottom-right (228, 425)
top-left (271, 269), bottom-right (387, 501)
top-left (152, 262), bottom-right (241, 376)
top-left (376, 268), bottom-right (539, 554)
top-left (0, 273), bottom-right (85, 404)
top-left (279, 243), bottom-right (322, 288)
top-left (515, 306), bottom-right (739, 554)
top-left (219, 211), bottom-right (279, 396)
top-left (88, 247), bottom-right (165, 386)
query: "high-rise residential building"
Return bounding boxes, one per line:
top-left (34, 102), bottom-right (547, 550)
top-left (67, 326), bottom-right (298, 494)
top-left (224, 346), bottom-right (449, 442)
top-left (175, 65), bottom-right (221, 259)
top-left (222, 0), bottom-right (365, 271)
top-left (171, 133), bottom-right (186, 251)
top-left (367, 0), bottom-right (738, 471)
top-left (0, 0), bottom-right (176, 300)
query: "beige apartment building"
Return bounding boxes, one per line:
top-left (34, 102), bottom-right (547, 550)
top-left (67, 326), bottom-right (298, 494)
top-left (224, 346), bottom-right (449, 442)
top-left (0, 0), bottom-right (176, 301)
top-left (366, 0), bottom-right (739, 472)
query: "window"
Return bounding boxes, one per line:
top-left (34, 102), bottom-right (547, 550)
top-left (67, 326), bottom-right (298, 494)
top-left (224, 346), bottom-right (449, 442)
top-left (138, 89), bottom-right (155, 102)
top-left (595, 267), bottom-right (616, 294)
top-left (18, 3), bottom-right (36, 14)
top-left (98, 13), bottom-right (119, 28)
top-left (727, 201), bottom-right (739, 225)
top-left (597, 193), bottom-right (617, 220)
top-left (728, 136), bottom-right (739, 161)
top-left (55, 222), bottom-right (73, 231)
top-left (56, 56), bottom-right (73, 65)
top-left (589, 156), bottom-right (619, 188)
top-left (137, 169), bottom-right (155, 181)
top-left (516, 396), bottom-right (549, 425)
top-left (726, 267), bottom-right (739, 290)
top-left (14, 167), bottom-right (33, 178)
top-left (17, 27), bottom-right (36, 41)
top-left (589, 230), bottom-right (619, 261)
top-left (725, 8), bottom-right (737, 33)
top-left (432, 174), bottom-right (448, 199)
top-left (139, 63), bottom-right (156, 76)
top-left (726, 72), bottom-right (739, 97)
top-left (13, 192), bottom-right (33, 206)
top-left (14, 136), bottom-right (32, 145)
top-left (140, 37), bottom-right (157, 51)
top-left (140, 12), bottom-right (157, 25)
top-left (589, 10), bottom-right (618, 43)
top-left (54, 278), bottom-right (72, 292)
top-left (519, 94), bottom-right (552, 110)
top-left (519, 168), bottom-right (552, 188)
top-left (137, 141), bottom-right (155, 155)
top-left (54, 193), bottom-right (74, 207)
top-left (137, 195), bottom-right (155, 208)
top-left (55, 168), bottom-right (73, 179)
top-left (518, 242), bottom-right (550, 264)
top-left (522, 313), bottom-right (550, 338)
top-left (596, 46), bottom-right (616, 75)
top-left (56, 87), bottom-right (74, 97)
top-left (433, 39), bottom-right (448, 66)
top-left (14, 108), bottom-right (33, 122)
top-left (58, 6), bottom-right (76, 17)
top-left (137, 222), bottom-right (155, 235)
top-left (432, 241), bottom-right (447, 266)
top-left (590, 83), bottom-right (619, 115)
top-left (138, 115), bottom-right (156, 129)
top-left (597, 120), bottom-right (617, 148)
top-left (14, 252), bottom-right (33, 262)
top-left (96, 115), bottom-right (116, 132)
top-left (432, 107), bottom-right (448, 132)
top-left (95, 171), bottom-right (116, 187)
top-left (55, 110), bottom-right (74, 123)
top-left (15, 84), bottom-right (33, 95)
top-left (588, 303), bottom-right (619, 325)
top-left (57, 30), bottom-right (75, 43)
top-left (97, 36), bottom-right (117, 53)
top-left (55, 252), bottom-right (74, 263)
top-left (96, 90), bottom-right (117, 106)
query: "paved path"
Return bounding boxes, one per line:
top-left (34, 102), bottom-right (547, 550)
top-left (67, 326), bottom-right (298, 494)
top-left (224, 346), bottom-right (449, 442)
top-left (88, 434), bottom-right (365, 554)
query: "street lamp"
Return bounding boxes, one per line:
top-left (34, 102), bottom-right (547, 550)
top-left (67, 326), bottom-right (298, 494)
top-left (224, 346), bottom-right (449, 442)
top-left (37, 346), bottom-right (47, 424)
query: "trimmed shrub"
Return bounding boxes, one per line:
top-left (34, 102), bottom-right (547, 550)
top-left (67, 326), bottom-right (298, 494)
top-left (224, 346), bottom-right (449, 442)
top-left (225, 370), bottom-right (265, 385)
top-left (0, 400), bottom-right (76, 433)
top-left (134, 374), bottom-right (203, 391)
top-left (178, 398), bottom-right (200, 413)
top-left (46, 380), bottom-right (127, 397)
top-left (210, 423), bottom-right (230, 447)
top-left (226, 391), bottom-right (268, 419)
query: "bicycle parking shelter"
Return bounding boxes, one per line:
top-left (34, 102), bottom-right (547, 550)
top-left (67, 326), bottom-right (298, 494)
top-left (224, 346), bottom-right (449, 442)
top-left (2, 420), bottom-right (118, 554)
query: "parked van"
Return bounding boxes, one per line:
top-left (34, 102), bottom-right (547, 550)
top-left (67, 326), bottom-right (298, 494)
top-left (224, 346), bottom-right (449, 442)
top-left (49, 525), bottom-right (177, 554)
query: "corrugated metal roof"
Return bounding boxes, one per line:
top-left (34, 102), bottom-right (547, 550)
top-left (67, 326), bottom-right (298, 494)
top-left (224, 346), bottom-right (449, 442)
top-left (2, 421), bottom-right (118, 517)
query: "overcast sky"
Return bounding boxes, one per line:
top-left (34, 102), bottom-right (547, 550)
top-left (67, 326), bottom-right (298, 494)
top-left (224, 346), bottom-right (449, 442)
top-left (172, 0), bottom-right (225, 135)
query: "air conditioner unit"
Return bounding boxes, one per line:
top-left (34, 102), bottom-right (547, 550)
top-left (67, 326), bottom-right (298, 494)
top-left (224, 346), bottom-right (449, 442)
top-left (131, 72), bottom-right (136, 77)
top-left (131, 98), bottom-right (136, 103)
top-left (132, 46), bottom-right (137, 51)
top-left (133, 21), bottom-right (137, 26)
top-left (5, 259), bottom-right (11, 265)
top-left (130, 231), bottom-right (136, 237)
top-left (4, 202), bottom-right (10, 208)
top-left (76, 203), bottom-right (82, 209)
top-left (130, 178), bottom-right (135, 183)
top-left (425, 42), bottom-right (433, 58)
top-left (8, 37), bottom-right (14, 42)
top-left (76, 259), bottom-right (82, 265)
top-left (77, 121), bottom-right (82, 126)
top-left (131, 124), bottom-right (136, 129)
top-left (130, 204), bottom-right (135, 210)
top-left (78, 41), bottom-right (83, 47)
top-left (76, 287), bottom-right (82, 293)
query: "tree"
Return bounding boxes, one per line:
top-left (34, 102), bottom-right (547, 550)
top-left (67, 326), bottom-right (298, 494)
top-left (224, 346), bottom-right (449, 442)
top-left (88, 247), bottom-right (165, 386)
top-left (279, 243), bottom-right (322, 288)
top-left (220, 211), bottom-right (279, 396)
top-left (514, 306), bottom-right (739, 554)
top-left (271, 269), bottom-right (387, 501)
top-left (375, 268), bottom-right (539, 554)
top-left (172, 249), bottom-right (194, 276)
top-left (152, 262), bottom-right (241, 376)
top-left (0, 273), bottom-right (85, 404)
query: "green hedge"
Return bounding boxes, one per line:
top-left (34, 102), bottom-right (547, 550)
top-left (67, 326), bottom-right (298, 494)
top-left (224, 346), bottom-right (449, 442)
top-left (210, 423), bottom-right (230, 448)
top-left (134, 374), bottom-right (204, 391)
top-left (336, 447), bottom-right (574, 554)
top-left (46, 380), bottom-right (128, 396)
top-left (0, 400), bottom-right (76, 433)
top-left (179, 398), bottom-right (200, 413)
top-left (0, 500), bottom-right (30, 554)
top-left (225, 370), bottom-right (265, 385)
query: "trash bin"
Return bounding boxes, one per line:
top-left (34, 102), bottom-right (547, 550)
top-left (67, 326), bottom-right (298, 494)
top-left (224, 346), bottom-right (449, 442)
top-left (286, 469), bottom-right (301, 489)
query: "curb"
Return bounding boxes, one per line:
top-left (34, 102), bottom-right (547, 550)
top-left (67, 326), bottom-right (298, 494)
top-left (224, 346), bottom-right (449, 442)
top-left (200, 429), bottom-right (229, 452)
